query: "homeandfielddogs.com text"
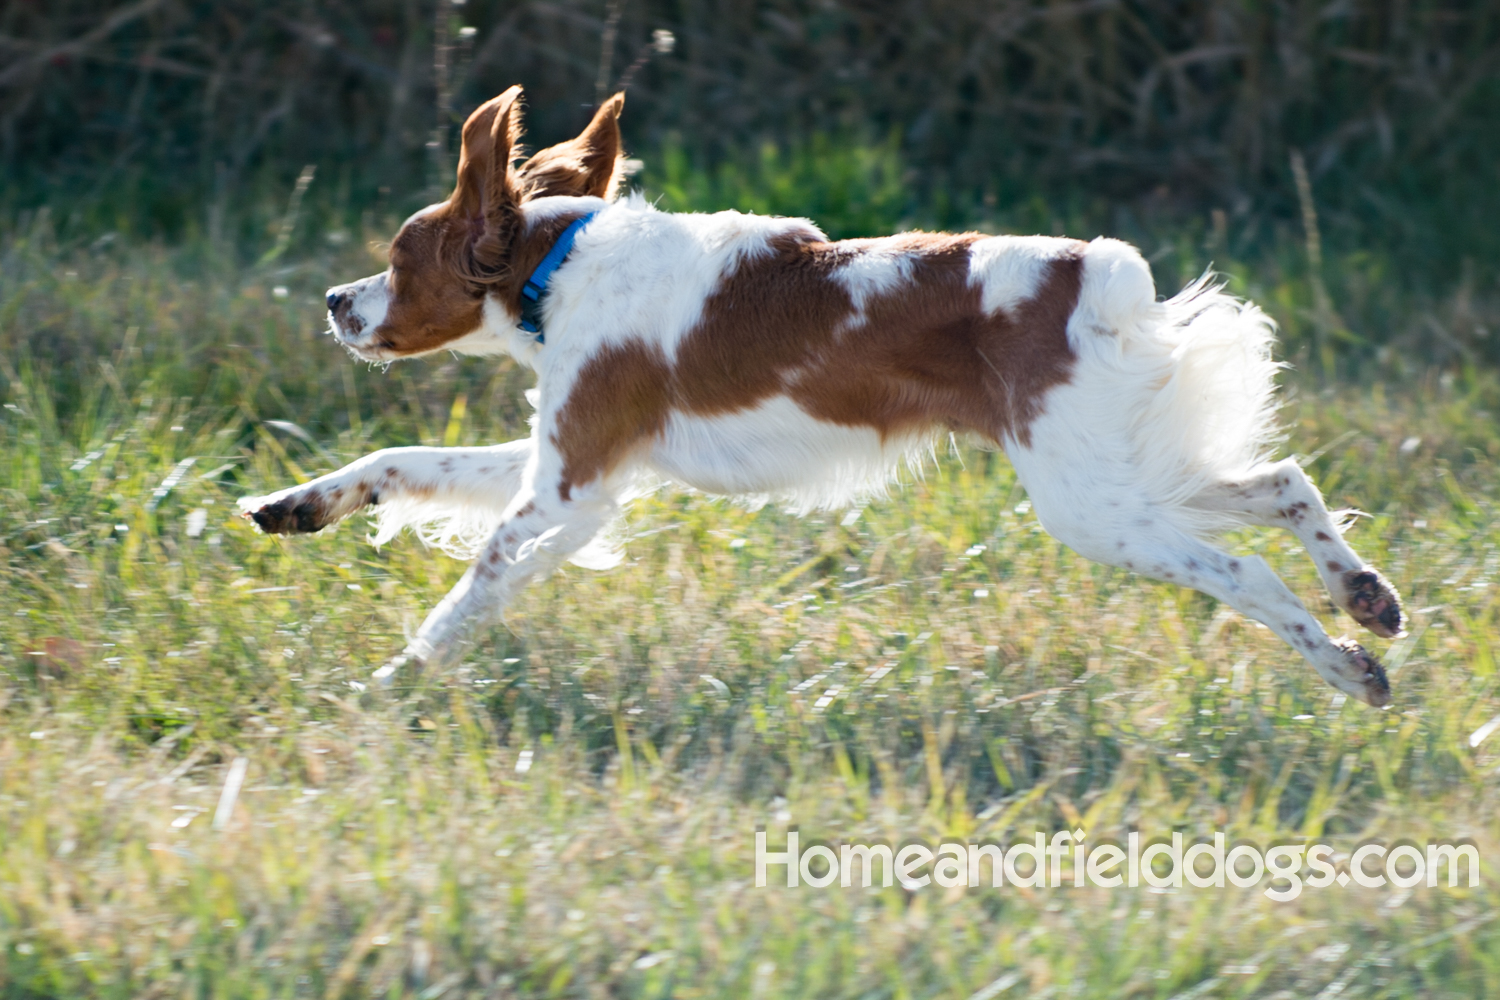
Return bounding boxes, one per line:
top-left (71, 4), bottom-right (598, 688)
top-left (755, 831), bottom-right (1479, 902)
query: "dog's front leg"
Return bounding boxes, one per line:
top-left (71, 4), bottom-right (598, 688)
top-left (239, 439), bottom-right (534, 534)
top-left (372, 481), bottom-right (618, 681)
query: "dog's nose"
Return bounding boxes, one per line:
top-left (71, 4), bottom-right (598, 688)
top-left (326, 290), bottom-right (346, 312)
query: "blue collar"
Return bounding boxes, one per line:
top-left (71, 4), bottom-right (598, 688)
top-left (517, 210), bottom-right (600, 343)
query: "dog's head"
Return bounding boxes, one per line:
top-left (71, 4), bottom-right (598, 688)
top-left (326, 87), bottom-right (626, 361)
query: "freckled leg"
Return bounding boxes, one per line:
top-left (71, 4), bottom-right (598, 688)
top-left (1010, 445), bottom-right (1393, 706)
top-left (1190, 458), bottom-right (1405, 639)
top-left (1113, 532), bottom-right (1389, 705)
top-left (372, 484), bottom-right (618, 681)
top-left (238, 439), bottom-right (533, 535)
top-left (1036, 510), bottom-right (1392, 706)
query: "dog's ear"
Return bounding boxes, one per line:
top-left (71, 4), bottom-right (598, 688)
top-left (517, 92), bottom-right (626, 201)
top-left (453, 85), bottom-right (524, 219)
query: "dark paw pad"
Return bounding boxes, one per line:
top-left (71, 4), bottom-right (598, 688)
top-left (1333, 637), bottom-right (1392, 708)
top-left (1342, 568), bottom-right (1406, 639)
top-left (246, 497), bottom-right (326, 535)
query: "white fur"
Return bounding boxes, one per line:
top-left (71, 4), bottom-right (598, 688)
top-left (236, 438), bottom-right (628, 569)
top-left (435, 299), bottom-right (519, 359)
top-left (1066, 237), bottom-right (1159, 342)
top-left (649, 395), bottom-right (931, 512)
top-left (245, 194), bottom-right (1400, 705)
top-left (1034, 253), bottom-right (1283, 541)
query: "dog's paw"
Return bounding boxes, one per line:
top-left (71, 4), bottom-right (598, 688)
top-left (1341, 568), bottom-right (1406, 639)
top-left (237, 489), bottom-right (332, 535)
top-left (1331, 637), bottom-right (1392, 708)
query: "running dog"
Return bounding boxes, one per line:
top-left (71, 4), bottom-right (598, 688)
top-left (240, 86), bottom-right (1404, 704)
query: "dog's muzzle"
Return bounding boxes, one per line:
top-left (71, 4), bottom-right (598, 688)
top-left (324, 277), bottom-right (384, 357)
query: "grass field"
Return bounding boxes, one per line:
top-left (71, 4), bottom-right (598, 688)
top-left (2, 198), bottom-right (1499, 998)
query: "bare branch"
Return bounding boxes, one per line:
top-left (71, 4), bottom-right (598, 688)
top-left (0, 0), bottom-right (172, 89)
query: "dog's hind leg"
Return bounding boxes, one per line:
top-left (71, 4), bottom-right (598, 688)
top-left (239, 438), bottom-right (533, 535)
top-left (1189, 458), bottom-right (1405, 639)
top-left (1008, 413), bottom-right (1391, 705)
top-left (1017, 486), bottom-right (1392, 706)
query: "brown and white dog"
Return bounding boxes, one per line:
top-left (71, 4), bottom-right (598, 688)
top-left (240, 86), bottom-right (1405, 705)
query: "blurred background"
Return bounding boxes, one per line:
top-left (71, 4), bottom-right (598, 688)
top-left (3, 0), bottom-right (1497, 367)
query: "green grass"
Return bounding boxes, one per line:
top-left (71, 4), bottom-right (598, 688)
top-left (1, 197), bottom-right (1499, 998)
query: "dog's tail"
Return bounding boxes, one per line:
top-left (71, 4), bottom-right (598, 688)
top-left (1069, 238), bottom-right (1283, 538)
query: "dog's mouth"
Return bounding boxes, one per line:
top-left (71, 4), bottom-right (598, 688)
top-left (336, 335), bottom-right (393, 362)
top-left (327, 312), bottom-right (394, 362)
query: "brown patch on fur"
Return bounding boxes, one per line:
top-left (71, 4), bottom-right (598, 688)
top-left (370, 200), bottom-right (487, 356)
top-left (672, 231), bottom-right (1082, 445)
top-left (791, 235), bottom-right (1082, 446)
top-left (554, 341), bottom-right (673, 500)
top-left (1315, 531), bottom-right (1332, 542)
top-left (553, 230), bottom-right (1084, 496)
